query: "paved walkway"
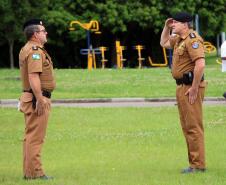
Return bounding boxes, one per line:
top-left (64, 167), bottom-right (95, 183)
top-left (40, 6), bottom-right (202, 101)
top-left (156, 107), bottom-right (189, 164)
top-left (0, 97), bottom-right (225, 108)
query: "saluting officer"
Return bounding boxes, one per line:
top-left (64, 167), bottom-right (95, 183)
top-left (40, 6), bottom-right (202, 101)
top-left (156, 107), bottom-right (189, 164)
top-left (19, 19), bottom-right (56, 180)
top-left (160, 12), bottom-right (207, 173)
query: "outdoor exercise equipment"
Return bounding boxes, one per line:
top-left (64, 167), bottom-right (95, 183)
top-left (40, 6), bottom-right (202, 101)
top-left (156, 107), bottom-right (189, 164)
top-left (99, 46), bottom-right (108, 69)
top-left (80, 46), bottom-right (100, 69)
top-left (202, 41), bottom-right (219, 65)
top-left (203, 42), bottom-right (216, 54)
top-left (69, 20), bottom-right (101, 70)
top-left (216, 58), bottom-right (222, 65)
top-left (115, 40), bottom-right (126, 69)
top-left (148, 48), bottom-right (169, 67)
top-left (133, 45), bottom-right (145, 68)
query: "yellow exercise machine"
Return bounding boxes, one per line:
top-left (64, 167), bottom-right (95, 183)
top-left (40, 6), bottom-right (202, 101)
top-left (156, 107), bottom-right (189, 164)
top-left (149, 42), bottom-right (216, 67)
top-left (99, 46), bottom-right (108, 69)
top-left (133, 45), bottom-right (145, 68)
top-left (216, 58), bottom-right (222, 64)
top-left (115, 40), bottom-right (126, 69)
top-left (148, 48), bottom-right (168, 67)
top-left (203, 41), bottom-right (219, 64)
top-left (69, 20), bottom-right (100, 32)
top-left (203, 41), bottom-right (216, 54)
top-left (69, 20), bottom-right (101, 70)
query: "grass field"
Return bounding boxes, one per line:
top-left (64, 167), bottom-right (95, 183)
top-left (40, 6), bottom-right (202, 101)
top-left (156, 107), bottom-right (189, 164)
top-left (1, 54), bottom-right (226, 185)
top-left (1, 105), bottom-right (226, 185)
top-left (0, 55), bottom-right (225, 99)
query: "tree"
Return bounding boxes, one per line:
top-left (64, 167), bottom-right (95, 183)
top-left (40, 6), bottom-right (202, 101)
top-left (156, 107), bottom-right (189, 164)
top-left (0, 0), bottom-right (49, 69)
top-left (160, 0), bottom-right (226, 39)
top-left (195, 0), bottom-right (226, 38)
top-left (0, 0), bottom-right (225, 68)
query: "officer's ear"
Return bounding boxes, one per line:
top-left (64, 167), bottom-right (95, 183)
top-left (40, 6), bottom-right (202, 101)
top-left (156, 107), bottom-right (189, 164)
top-left (33, 31), bottom-right (39, 39)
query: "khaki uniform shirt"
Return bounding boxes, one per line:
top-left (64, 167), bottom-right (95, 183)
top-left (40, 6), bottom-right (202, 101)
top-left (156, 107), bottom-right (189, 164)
top-left (169, 29), bottom-right (205, 79)
top-left (19, 40), bottom-right (56, 92)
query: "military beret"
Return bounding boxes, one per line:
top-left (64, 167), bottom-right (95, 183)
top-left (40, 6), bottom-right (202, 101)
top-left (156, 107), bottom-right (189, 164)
top-left (23, 19), bottom-right (43, 30)
top-left (172, 12), bottom-right (193, 23)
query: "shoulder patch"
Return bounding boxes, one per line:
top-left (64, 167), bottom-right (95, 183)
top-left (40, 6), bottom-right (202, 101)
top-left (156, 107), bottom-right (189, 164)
top-left (189, 33), bottom-right (196, 39)
top-left (32, 53), bottom-right (41, 60)
top-left (192, 41), bottom-right (199, 49)
top-left (32, 46), bottom-right (38, 50)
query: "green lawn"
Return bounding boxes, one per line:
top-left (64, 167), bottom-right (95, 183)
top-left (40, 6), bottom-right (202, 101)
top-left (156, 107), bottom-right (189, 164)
top-left (1, 106), bottom-right (226, 185)
top-left (0, 55), bottom-right (225, 99)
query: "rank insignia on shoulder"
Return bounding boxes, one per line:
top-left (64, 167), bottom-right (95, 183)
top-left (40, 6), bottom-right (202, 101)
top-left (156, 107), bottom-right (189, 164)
top-left (32, 46), bottom-right (38, 50)
top-left (189, 33), bottom-right (196, 38)
top-left (192, 41), bottom-right (199, 49)
top-left (32, 53), bottom-right (41, 60)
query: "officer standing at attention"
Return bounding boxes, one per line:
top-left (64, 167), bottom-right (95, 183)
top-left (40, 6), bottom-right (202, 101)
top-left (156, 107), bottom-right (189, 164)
top-left (19, 19), bottom-right (56, 180)
top-left (160, 12), bottom-right (207, 173)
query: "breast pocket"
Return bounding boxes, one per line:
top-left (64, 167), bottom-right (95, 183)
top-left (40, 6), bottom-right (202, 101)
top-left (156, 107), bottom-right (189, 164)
top-left (177, 48), bottom-right (185, 55)
top-left (43, 58), bottom-right (50, 67)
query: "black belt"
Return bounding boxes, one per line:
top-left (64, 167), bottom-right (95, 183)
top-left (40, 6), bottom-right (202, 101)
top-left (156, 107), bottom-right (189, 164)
top-left (175, 79), bottom-right (184, 85)
top-left (42, 91), bottom-right (51, 98)
top-left (175, 76), bottom-right (204, 86)
top-left (23, 89), bottom-right (51, 99)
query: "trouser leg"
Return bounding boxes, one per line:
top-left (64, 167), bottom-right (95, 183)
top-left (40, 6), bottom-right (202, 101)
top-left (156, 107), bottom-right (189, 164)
top-left (176, 96), bottom-right (192, 165)
top-left (176, 85), bottom-right (205, 169)
top-left (23, 106), bottom-right (50, 178)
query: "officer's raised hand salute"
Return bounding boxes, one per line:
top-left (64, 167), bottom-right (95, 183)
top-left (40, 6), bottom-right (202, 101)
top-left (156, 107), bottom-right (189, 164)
top-left (18, 19), bottom-right (56, 180)
top-left (160, 12), bottom-right (207, 174)
top-left (160, 18), bottom-right (174, 48)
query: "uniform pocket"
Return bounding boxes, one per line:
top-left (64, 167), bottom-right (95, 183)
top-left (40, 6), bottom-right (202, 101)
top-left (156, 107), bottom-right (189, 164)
top-left (19, 92), bottom-right (34, 114)
top-left (199, 81), bottom-right (207, 101)
top-left (43, 58), bottom-right (50, 67)
top-left (177, 48), bottom-right (184, 55)
top-left (199, 80), bottom-right (208, 88)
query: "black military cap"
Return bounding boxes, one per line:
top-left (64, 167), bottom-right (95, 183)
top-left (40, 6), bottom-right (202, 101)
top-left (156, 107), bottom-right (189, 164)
top-left (23, 19), bottom-right (43, 30)
top-left (172, 12), bottom-right (193, 23)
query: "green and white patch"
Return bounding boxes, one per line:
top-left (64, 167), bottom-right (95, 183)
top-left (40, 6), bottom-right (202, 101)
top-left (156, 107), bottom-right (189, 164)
top-left (32, 53), bottom-right (41, 60)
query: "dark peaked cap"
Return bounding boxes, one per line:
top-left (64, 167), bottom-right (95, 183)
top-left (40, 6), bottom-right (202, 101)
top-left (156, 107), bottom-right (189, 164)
top-left (172, 12), bottom-right (193, 23)
top-left (23, 19), bottom-right (43, 30)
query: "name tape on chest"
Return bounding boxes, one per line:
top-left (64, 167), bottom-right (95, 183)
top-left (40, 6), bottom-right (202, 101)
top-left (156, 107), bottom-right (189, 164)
top-left (32, 53), bottom-right (41, 60)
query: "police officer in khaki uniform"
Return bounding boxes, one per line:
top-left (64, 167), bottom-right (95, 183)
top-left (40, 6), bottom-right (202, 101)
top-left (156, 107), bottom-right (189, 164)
top-left (19, 19), bottom-right (56, 180)
top-left (160, 12), bottom-right (207, 173)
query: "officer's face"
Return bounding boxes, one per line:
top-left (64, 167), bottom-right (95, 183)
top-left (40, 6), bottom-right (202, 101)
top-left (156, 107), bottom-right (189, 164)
top-left (36, 25), bottom-right (48, 45)
top-left (172, 20), bottom-right (186, 34)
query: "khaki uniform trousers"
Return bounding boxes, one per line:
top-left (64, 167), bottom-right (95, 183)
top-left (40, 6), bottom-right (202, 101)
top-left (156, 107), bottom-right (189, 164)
top-left (20, 92), bottom-right (51, 178)
top-left (176, 82), bottom-right (206, 169)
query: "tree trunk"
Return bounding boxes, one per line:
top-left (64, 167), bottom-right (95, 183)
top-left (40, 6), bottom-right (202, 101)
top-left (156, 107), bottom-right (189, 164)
top-left (9, 39), bottom-right (14, 69)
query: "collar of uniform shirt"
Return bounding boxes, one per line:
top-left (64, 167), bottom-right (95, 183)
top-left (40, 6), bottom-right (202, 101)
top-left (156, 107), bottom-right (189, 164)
top-left (180, 29), bottom-right (192, 40)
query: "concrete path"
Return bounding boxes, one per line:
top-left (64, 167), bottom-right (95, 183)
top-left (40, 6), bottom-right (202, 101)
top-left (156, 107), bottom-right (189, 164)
top-left (0, 97), bottom-right (225, 108)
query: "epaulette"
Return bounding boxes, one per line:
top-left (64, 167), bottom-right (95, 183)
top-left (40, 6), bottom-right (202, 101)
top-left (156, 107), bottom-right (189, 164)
top-left (189, 32), bottom-right (196, 39)
top-left (32, 46), bottom-right (39, 50)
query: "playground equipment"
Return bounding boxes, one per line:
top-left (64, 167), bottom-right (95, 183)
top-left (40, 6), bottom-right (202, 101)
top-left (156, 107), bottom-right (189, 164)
top-left (202, 41), bottom-right (219, 65)
top-left (216, 58), bottom-right (222, 65)
top-left (69, 20), bottom-right (101, 70)
top-left (80, 45), bottom-right (100, 69)
top-left (133, 45), bottom-right (145, 68)
top-left (203, 42), bottom-right (216, 54)
top-left (99, 46), bottom-right (108, 69)
top-left (148, 48), bottom-right (169, 67)
top-left (69, 20), bottom-right (173, 69)
top-left (115, 40), bottom-right (126, 69)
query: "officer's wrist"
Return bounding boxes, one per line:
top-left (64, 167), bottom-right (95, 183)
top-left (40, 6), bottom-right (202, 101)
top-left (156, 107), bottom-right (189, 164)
top-left (191, 85), bottom-right (199, 90)
top-left (36, 94), bottom-right (44, 101)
